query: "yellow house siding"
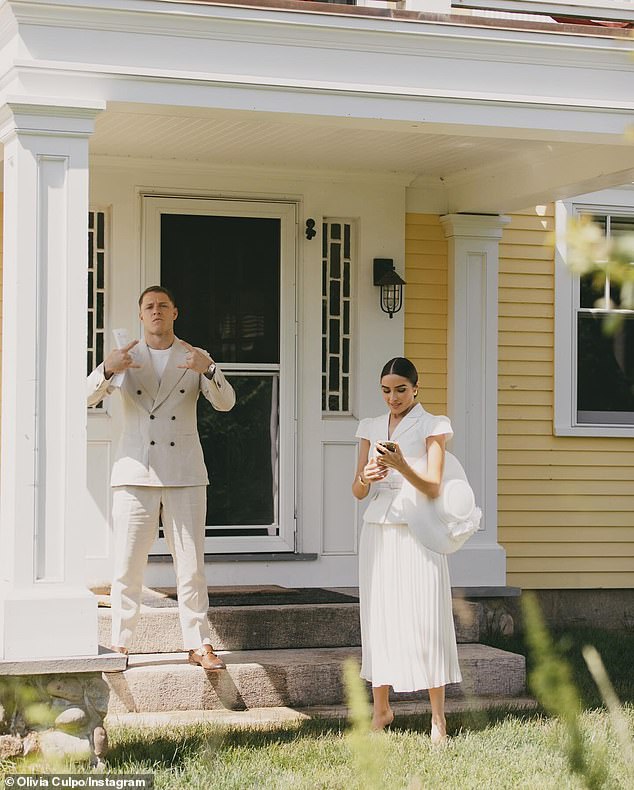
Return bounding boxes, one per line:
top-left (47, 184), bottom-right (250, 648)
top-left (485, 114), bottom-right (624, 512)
top-left (499, 205), bottom-right (634, 589)
top-left (404, 207), bottom-right (634, 589)
top-left (404, 214), bottom-right (448, 414)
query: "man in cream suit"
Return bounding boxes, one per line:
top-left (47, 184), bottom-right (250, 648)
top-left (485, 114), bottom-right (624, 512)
top-left (87, 285), bottom-right (235, 670)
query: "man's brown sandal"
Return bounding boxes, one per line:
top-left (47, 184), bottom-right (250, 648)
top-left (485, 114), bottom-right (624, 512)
top-left (188, 645), bottom-right (226, 671)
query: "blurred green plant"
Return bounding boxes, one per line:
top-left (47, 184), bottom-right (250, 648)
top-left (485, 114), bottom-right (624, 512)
top-left (0, 676), bottom-right (65, 775)
top-left (342, 659), bottom-right (386, 790)
top-left (522, 593), bottom-right (608, 789)
top-left (0, 677), bottom-right (55, 732)
top-left (582, 645), bottom-right (634, 782)
top-left (566, 215), bottom-right (634, 312)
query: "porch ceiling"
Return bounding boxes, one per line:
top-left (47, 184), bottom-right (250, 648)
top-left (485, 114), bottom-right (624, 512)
top-left (2, 0), bottom-right (634, 212)
top-left (92, 105), bottom-right (548, 177)
top-left (90, 104), bottom-right (634, 212)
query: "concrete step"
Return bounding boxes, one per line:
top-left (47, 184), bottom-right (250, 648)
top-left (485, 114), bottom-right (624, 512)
top-left (104, 644), bottom-right (525, 715)
top-left (106, 695), bottom-right (538, 729)
top-left (98, 599), bottom-right (480, 653)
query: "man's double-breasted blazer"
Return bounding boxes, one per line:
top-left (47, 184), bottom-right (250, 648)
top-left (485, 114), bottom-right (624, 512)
top-left (86, 337), bottom-right (235, 487)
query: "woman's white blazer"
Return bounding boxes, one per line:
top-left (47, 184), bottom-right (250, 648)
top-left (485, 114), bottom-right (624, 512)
top-left (355, 403), bottom-right (452, 525)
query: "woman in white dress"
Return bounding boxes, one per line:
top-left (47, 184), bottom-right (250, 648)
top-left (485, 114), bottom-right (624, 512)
top-left (352, 357), bottom-right (461, 742)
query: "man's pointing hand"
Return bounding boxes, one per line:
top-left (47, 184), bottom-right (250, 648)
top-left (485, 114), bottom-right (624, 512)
top-left (104, 340), bottom-right (141, 379)
top-left (177, 339), bottom-right (214, 375)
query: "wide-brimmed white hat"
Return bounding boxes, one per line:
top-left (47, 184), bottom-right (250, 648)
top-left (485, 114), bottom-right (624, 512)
top-left (401, 452), bottom-right (481, 554)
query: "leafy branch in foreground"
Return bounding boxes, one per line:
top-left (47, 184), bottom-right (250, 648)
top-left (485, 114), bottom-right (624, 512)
top-left (566, 215), bottom-right (634, 311)
top-left (522, 593), bottom-right (608, 789)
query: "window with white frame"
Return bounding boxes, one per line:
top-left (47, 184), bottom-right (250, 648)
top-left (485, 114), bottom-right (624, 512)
top-left (577, 213), bottom-right (634, 425)
top-left (555, 195), bottom-right (634, 437)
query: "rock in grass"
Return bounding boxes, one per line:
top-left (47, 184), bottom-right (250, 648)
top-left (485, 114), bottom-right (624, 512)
top-left (39, 730), bottom-right (92, 762)
top-left (93, 726), bottom-right (108, 758)
top-left (22, 731), bottom-right (40, 757)
top-left (0, 734), bottom-right (23, 758)
top-left (46, 677), bottom-right (84, 704)
top-left (85, 677), bottom-right (110, 716)
top-left (54, 706), bottom-right (89, 732)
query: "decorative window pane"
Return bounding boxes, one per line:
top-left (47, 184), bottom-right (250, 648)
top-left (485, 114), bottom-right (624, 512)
top-left (576, 212), bottom-right (634, 426)
top-left (88, 209), bottom-right (107, 408)
top-left (322, 219), bottom-right (354, 413)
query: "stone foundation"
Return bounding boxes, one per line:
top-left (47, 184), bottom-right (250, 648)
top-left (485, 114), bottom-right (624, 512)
top-left (470, 589), bottom-right (634, 637)
top-left (0, 673), bottom-right (109, 768)
top-left (509, 589), bottom-right (634, 632)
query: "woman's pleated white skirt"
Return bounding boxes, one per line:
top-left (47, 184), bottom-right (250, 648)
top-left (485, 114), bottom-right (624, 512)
top-left (359, 521), bottom-right (462, 692)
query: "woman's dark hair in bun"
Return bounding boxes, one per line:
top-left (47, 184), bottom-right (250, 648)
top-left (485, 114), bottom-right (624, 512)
top-left (380, 357), bottom-right (418, 387)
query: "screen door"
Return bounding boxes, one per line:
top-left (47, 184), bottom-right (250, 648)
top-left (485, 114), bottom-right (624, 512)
top-left (143, 197), bottom-right (297, 553)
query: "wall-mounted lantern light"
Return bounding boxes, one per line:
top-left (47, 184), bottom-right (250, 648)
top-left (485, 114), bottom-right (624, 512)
top-left (373, 258), bottom-right (406, 319)
top-left (305, 218), bottom-right (316, 240)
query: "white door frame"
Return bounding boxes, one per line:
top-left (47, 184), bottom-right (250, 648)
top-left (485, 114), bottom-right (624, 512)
top-left (142, 195), bottom-right (298, 553)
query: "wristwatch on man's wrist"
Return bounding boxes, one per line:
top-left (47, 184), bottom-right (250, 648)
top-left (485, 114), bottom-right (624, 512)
top-left (203, 363), bottom-right (216, 381)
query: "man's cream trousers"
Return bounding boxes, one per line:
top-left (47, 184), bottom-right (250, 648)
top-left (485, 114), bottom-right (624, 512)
top-left (110, 485), bottom-right (211, 650)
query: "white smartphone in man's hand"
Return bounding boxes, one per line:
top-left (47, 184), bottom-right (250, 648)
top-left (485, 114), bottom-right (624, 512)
top-left (112, 328), bottom-right (130, 350)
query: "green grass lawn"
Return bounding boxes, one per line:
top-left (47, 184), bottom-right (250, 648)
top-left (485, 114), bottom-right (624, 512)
top-left (87, 706), bottom-right (634, 789)
top-left (2, 627), bottom-right (633, 789)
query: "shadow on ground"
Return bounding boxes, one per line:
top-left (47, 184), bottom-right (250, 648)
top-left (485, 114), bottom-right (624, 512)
top-left (481, 626), bottom-right (634, 708)
top-left (106, 706), bottom-right (544, 770)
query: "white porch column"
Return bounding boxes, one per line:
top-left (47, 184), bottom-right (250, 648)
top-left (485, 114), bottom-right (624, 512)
top-left (0, 99), bottom-right (104, 659)
top-left (440, 214), bottom-right (510, 587)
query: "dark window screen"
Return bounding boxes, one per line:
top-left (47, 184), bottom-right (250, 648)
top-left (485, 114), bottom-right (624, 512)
top-left (160, 214), bottom-right (280, 365)
top-left (160, 213), bottom-right (281, 529)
